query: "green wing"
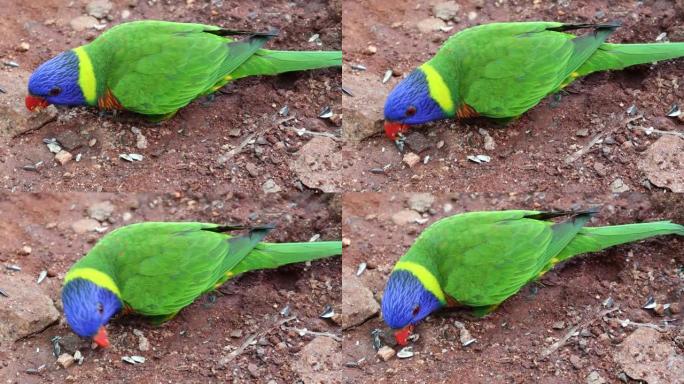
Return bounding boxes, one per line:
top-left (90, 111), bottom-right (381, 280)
top-left (433, 22), bottom-right (615, 118)
top-left (92, 222), bottom-right (268, 317)
top-left (88, 21), bottom-right (272, 115)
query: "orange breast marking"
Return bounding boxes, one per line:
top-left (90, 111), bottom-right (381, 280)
top-left (97, 89), bottom-right (124, 110)
top-left (456, 103), bottom-right (479, 119)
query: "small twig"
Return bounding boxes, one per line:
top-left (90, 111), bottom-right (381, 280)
top-left (282, 326), bottom-right (342, 342)
top-left (222, 316), bottom-right (296, 364)
top-left (630, 126), bottom-right (684, 139)
top-left (540, 307), bottom-right (618, 359)
top-left (615, 318), bottom-right (673, 333)
top-left (220, 132), bottom-right (256, 161)
top-left (286, 126), bottom-right (341, 141)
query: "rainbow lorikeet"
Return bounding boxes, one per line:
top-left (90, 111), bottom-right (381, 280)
top-left (380, 209), bottom-right (683, 346)
top-left (383, 21), bottom-right (684, 141)
top-left (61, 222), bottom-right (341, 347)
top-left (26, 20), bottom-right (341, 120)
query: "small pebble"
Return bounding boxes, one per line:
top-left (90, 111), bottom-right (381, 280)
top-left (377, 346), bottom-right (395, 361)
top-left (403, 152), bottom-right (420, 168)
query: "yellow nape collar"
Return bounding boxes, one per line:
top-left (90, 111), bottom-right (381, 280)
top-left (72, 47), bottom-right (97, 105)
top-left (419, 63), bottom-right (454, 114)
top-left (65, 267), bottom-right (121, 298)
top-left (393, 260), bottom-right (446, 304)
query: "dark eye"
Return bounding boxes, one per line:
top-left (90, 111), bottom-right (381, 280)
top-left (405, 106), bottom-right (417, 117)
top-left (48, 86), bottom-right (61, 97)
top-left (97, 302), bottom-right (104, 315)
top-left (412, 304), bottom-right (420, 316)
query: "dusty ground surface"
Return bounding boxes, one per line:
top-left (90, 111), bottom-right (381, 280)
top-left (342, 0), bottom-right (684, 193)
top-left (0, 0), bottom-right (341, 193)
top-left (0, 192), bottom-right (341, 383)
top-left (342, 192), bottom-right (684, 383)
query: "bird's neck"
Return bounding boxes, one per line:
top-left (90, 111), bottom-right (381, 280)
top-left (72, 44), bottom-right (107, 106)
top-left (394, 249), bottom-right (446, 305)
top-left (419, 61), bottom-right (457, 117)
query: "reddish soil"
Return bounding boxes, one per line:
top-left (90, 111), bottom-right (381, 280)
top-left (0, 0), bottom-right (341, 194)
top-left (341, 192), bottom-right (684, 383)
top-left (0, 191), bottom-right (341, 383)
top-left (341, 0), bottom-right (684, 193)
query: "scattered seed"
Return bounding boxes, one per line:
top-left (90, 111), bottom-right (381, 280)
top-left (318, 106), bottom-right (333, 119)
top-left (351, 64), bottom-right (367, 71)
top-left (25, 364), bottom-right (45, 374)
top-left (122, 355), bottom-right (145, 364)
top-left (37, 270), bottom-right (47, 284)
top-left (280, 305), bottom-right (291, 317)
top-left (0, 288), bottom-right (8, 297)
top-left (308, 234), bottom-right (321, 242)
top-left (382, 69), bottom-right (393, 84)
top-left (369, 168), bottom-right (385, 174)
top-left (356, 262), bottom-right (367, 276)
top-left (75, 153), bottom-right (82, 162)
top-left (279, 105), bottom-right (289, 116)
top-left (440, 26), bottom-right (454, 32)
top-left (666, 104), bottom-right (681, 117)
top-left (5, 265), bottom-right (21, 271)
top-left (0, 86), bottom-right (6, 94)
top-left (642, 296), bottom-right (656, 309)
top-left (341, 86), bottom-right (354, 97)
top-left (396, 346), bottom-right (414, 359)
top-left (120, 153), bottom-right (143, 162)
top-left (602, 297), bottom-right (614, 308)
top-left (320, 304), bottom-right (335, 319)
top-left (626, 104), bottom-right (638, 116)
top-left (308, 33), bottom-right (320, 43)
top-left (370, 329), bottom-right (383, 351)
top-left (407, 333), bottom-right (420, 342)
top-left (4, 61), bottom-right (19, 67)
top-left (655, 32), bottom-right (668, 42)
top-left (423, 155), bottom-right (430, 164)
top-left (74, 350), bottom-right (83, 365)
top-left (22, 164), bottom-right (38, 172)
top-left (467, 154), bottom-right (491, 164)
top-left (51, 336), bottom-right (62, 358)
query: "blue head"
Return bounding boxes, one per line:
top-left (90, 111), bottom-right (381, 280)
top-left (381, 270), bottom-right (443, 344)
top-left (62, 279), bottom-right (121, 347)
top-left (383, 69), bottom-right (448, 140)
top-left (26, 51), bottom-right (86, 110)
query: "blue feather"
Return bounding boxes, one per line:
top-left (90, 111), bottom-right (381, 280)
top-left (383, 70), bottom-right (446, 124)
top-left (27, 51), bottom-right (86, 106)
top-left (381, 270), bottom-right (442, 329)
top-left (62, 279), bottom-right (121, 338)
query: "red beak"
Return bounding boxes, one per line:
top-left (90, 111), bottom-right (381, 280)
top-left (384, 121), bottom-right (410, 141)
top-left (93, 325), bottom-right (110, 348)
top-left (394, 325), bottom-right (414, 346)
top-left (25, 95), bottom-right (49, 111)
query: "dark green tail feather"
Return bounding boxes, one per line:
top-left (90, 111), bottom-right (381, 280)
top-left (230, 49), bottom-right (342, 79)
top-left (556, 221), bottom-right (684, 261)
top-left (577, 42), bottom-right (684, 76)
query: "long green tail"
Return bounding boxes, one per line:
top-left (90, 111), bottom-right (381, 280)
top-left (231, 241), bottom-right (342, 274)
top-left (577, 42), bottom-right (684, 76)
top-left (556, 221), bottom-right (684, 261)
top-left (230, 49), bottom-right (342, 79)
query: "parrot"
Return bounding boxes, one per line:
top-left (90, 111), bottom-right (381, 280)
top-left (383, 21), bottom-right (684, 143)
top-left (61, 222), bottom-right (341, 348)
top-left (26, 20), bottom-right (341, 120)
top-left (380, 209), bottom-right (684, 346)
